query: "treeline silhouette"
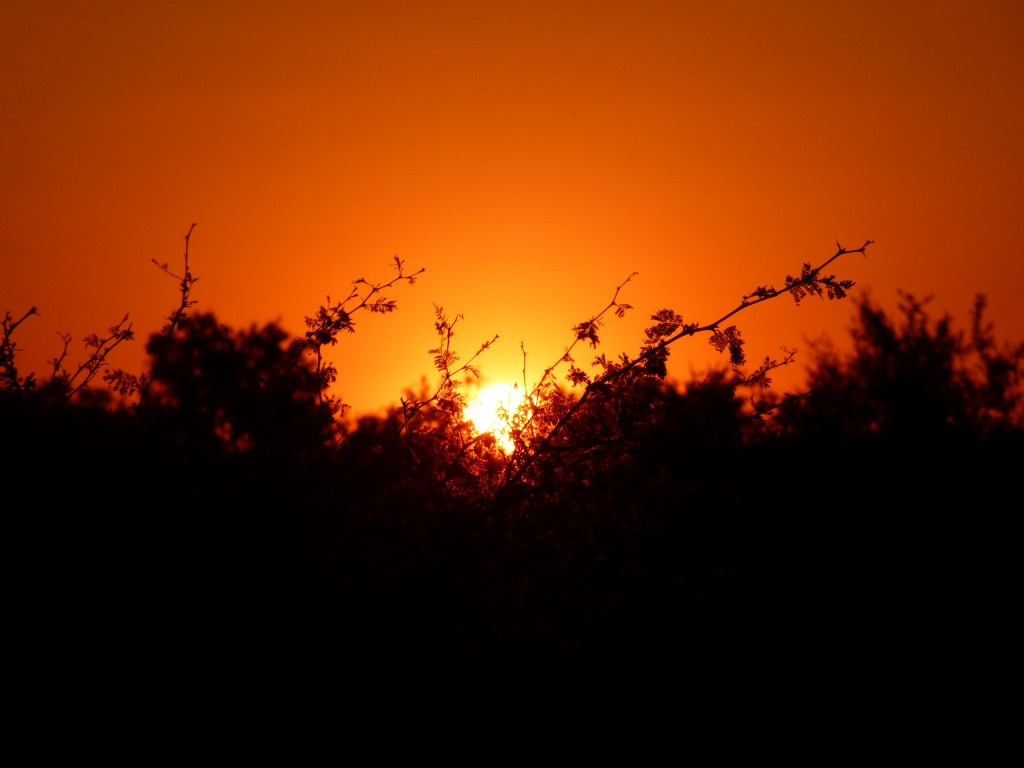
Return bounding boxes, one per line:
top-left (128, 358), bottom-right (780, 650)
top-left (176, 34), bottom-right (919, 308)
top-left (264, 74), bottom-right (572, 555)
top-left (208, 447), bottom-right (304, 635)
top-left (4, 235), bottom-right (1020, 716)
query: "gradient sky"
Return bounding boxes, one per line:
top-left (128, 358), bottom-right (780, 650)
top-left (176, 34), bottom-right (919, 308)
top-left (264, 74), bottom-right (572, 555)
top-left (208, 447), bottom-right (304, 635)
top-left (3, 0), bottom-right (1022, 418)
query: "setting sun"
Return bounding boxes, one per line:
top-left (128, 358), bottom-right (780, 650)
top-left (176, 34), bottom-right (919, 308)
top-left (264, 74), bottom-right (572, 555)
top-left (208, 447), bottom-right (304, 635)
top-left (464, 382), bottom-right (526, 453)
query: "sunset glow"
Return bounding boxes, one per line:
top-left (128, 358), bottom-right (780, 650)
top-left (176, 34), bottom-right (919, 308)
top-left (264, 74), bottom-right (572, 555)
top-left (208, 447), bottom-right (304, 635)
top-left (5, 0), bottom-right (1020, 712)
top-left (2, 2), bottom-right (1022, 417)
top-left (464, 383), bottom-right (526, 453)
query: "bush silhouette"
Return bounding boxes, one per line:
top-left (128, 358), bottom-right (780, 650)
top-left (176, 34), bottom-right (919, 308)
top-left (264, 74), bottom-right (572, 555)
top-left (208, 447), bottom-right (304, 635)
top-left (774, 291), bottom-right (1024, 444)
top-left (140, 311), bottom-right (335, 459)
top-left (6, 231), bottom-right (1020, 712)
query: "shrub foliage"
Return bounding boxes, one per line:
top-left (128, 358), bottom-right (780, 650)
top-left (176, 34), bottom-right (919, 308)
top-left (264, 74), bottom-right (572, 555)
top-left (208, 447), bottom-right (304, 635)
top-left (4, 229), bottom-right (1020, 709)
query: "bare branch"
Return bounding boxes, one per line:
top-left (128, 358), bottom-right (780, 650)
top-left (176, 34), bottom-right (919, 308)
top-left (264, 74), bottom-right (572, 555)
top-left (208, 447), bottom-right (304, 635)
top-left (301, 256), bottom-right (425, 411)
top-left (137, 223), bottom-right (199, 407)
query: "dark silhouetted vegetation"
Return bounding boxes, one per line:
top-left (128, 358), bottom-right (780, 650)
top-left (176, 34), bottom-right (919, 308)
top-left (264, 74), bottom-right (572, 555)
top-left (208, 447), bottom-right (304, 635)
top-left (4, 230), bottom-right (1020, 716)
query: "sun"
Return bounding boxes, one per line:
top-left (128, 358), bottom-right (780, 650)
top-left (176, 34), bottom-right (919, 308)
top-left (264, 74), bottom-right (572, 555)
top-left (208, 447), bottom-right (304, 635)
top-left (464, 382), bottom-right (526, 453)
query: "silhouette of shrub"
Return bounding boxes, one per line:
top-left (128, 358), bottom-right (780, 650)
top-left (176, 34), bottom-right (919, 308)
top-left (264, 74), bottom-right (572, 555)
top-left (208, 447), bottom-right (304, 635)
top-left (774, 291), bottom-right (1024, 443)
top-left (140, 312), bottom-right (335, 458)
top-left (31, 233), bottom-right (1024, 710)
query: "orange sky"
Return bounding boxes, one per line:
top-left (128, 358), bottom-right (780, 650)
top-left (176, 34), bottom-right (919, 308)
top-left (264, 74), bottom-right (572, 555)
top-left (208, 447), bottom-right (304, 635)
top-left (3, 0), bottom-right (1022, 419)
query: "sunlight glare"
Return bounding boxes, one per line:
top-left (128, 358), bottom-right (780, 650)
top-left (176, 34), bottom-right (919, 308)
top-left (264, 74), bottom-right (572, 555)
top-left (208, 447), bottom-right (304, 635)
top-left (464, 383), bottom-right (525, 453)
